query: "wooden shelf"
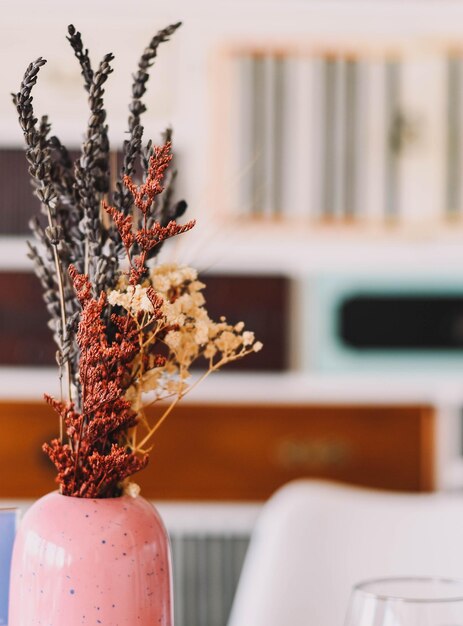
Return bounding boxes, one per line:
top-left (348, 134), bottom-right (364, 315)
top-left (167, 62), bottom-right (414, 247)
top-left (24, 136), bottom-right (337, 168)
top-left (0, 400), bottom-right (435, 500)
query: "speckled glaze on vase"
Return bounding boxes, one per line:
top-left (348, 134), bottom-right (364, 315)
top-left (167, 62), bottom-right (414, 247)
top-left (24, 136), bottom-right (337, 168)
top-left (8, 492), bottom-right (173, 626)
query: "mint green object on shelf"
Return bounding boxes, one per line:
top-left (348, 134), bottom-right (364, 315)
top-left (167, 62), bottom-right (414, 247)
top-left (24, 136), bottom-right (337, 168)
top-left (305, 274), bottom-right (463, 373)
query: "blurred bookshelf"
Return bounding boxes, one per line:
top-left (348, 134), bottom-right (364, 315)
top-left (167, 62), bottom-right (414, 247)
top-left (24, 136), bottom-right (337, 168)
top-left (221, 43), bottom-right (463, 226)
top-left (5, 1), bottom-right (463, 498)
top-left (6, 8), bottom-right (463, 626)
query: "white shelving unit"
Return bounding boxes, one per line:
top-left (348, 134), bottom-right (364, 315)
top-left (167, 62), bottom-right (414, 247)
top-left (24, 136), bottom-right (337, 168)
top-left (6, 224), bottom-right (463, 273)
top-left (4, 226), bottom-right (463, 492)
top-left (3, 0), bottom-right (463, 493)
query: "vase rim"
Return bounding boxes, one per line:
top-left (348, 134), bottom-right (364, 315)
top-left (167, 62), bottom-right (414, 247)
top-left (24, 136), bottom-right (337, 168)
top-left (47, 490), bottom-right (138, 502)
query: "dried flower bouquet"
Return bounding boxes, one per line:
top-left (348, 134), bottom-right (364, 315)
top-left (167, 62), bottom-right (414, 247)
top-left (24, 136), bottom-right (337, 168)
top-left (14, 23), bottom-right (261, 499)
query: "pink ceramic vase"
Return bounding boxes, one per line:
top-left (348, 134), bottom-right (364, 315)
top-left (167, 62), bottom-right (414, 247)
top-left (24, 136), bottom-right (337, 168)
top-left (8, 492), bottom-right (173, 626)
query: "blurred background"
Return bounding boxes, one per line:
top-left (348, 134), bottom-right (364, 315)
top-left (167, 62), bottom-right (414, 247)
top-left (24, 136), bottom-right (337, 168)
top-left (3, 1), bottom-right (463, 624)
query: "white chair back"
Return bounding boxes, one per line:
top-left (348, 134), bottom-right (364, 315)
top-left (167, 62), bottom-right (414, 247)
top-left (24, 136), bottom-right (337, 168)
top-left (228, 480), bottom-right (463, 626)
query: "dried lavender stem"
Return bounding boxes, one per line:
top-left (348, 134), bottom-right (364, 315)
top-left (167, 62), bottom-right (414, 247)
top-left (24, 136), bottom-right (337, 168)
top-left (44, 206), bottom-right (73, 411)
top-left (48, 243), bottom-right (66, 439)
top-left (109, 149), bottom-right (118, 193)
top-left (131, 322), bottom-right (146, 452)
top-left (84, 239), bottom-right (89, 276)
top-left (13, 56), bottom-right (73, 414)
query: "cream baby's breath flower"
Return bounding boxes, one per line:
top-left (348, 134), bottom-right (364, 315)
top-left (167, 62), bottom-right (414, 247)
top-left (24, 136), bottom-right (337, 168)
top-left (108, 285), bottom-right (154, 315)
top-left (242, 331), bottom-right (255, 346)
top-left (108, 289), bottom-right (128, 308)
top-left (123, 481), bottom-right (141, 498)
top-left (215, 330), bottom-right (242, 353)
top-left (195, 320), bottom-right (209, 345)
top-left (165, 330), bottom-right (181, 352)
top-left (141, 369), bottom-right (162, 393)
top-left (204, 343), bottom-right (217, 359)
top-left (163, 302), bottom-right (186, 327)
top-left (114, 260), bottom-right (262, 456)
top-left (190, 280), bottom-right (206, 292)
top-left (150, 264), bottom-right (199, 293)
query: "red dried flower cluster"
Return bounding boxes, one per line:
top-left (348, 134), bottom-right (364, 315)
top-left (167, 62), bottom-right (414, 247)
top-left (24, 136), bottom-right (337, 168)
top-left (42, 141), bottom-right (196, 498)
top-left (103, 142), bottom-right (195, 285)
top-left (43, 266), bottom-right (147, 498)
top-left (124, 142), bottom-right (172, 212)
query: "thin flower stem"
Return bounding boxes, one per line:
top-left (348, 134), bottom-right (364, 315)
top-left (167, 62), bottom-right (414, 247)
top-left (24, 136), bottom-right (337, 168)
top-left (134, 342), bottom-right (260, 452)
top-left (135, 366), bottom-right (216, 452)
top-left (128, 297), bottom-right (153, 451)
top-left (109, 150), bottom-right (118, 196)
top-left (53, 245), bottom-right (73, 403)
top-left (141, 330), bottom-right (162, 349)
top-left (139, 410), bottom-right (150, 430)
top-left (135, 392), bottom-right (182, 452)
top-left (84, 240), bottom-right (89, 276)
top-left (43, 203), bottom-right (72, 437)
top-left (141, 389), bottom-right (178, 409)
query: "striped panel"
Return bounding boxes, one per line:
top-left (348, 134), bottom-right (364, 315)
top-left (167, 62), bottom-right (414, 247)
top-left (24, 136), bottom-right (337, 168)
top-left (384, 59), bottom-right (402, 220)
top-left (320, 57), bottom-right (337, 218)
top-left (319, 57), bottom-right (364, 220)
top-left (237, 54), bottom-right (286, 217)
top-left (233, 52), bottom-right (409, 223)
top-left (446, 55), bottom-right (463, 218)
top-left (171, 533), bottom-right (249, 626)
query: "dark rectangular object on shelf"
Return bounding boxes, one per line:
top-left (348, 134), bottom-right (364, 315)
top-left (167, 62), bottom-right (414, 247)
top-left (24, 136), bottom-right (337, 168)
top-left (0, 272), bottom-right (55, 366)
top-left (340, 294), bottom-right (463, 349)
top-left (200, 273), bottom-right (289, 371)
top-left (0, 148), bottom-right (124, 235)
top-left (0, 149), bottom-right (41, 235)
top-left (0, 271), bottom-right (289, 370)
